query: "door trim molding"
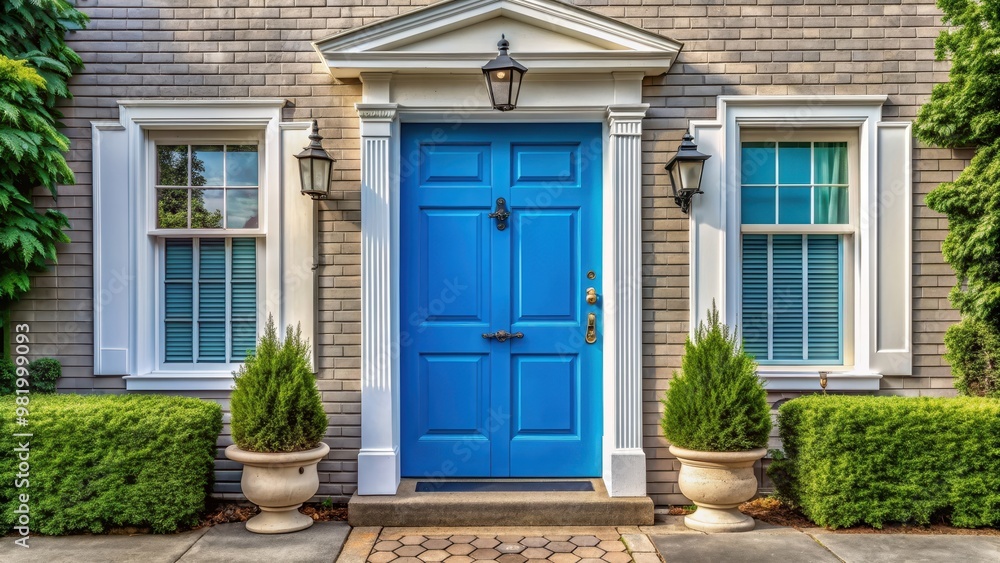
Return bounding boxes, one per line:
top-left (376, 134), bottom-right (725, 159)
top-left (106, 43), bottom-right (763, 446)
top-left (357, 72), bottom-right (648, 497)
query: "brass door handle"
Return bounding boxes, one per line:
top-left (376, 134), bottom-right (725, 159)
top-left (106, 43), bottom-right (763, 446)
top-left (586, 313), bottom-right (597, 344)
top-left (586, 287), bottom-right (598, 305)
top-left (482, 329), bottom-right (523, 343)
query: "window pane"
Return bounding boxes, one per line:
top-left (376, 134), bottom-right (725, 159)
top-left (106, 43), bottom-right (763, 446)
top-left (778, 187), bottom-right (811, 224)
top-left (226, 188), bottom-right (259, 229)
top-left (741, 235), bottom-right (770, 360)
top-left (191, 189), bottom-right (224, 228)
top-left (741, 142), bottom-right (775, 184)
top-left (741, 186), bottom-right (776, 224)
top-left (814, 142), bottom-right (848, 185)
top-left (771, 235), bottom-right (804, 360)
top-left (192, 145), bottom-right (224, 186)
top-left (157, 188), bottom-right (189, 229)
top-left (227, 145), bottom-right (259, 186)
top-left (157, 145), bottom-right (188, 186)
top-left (814, 186), bottom-right (849, 224)
top-left (807, 235), bottom-right (842, 362)
top-left (778, 142), bottom-right (811, 184)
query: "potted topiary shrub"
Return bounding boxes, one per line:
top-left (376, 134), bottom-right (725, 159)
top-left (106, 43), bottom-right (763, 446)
top-left (225, 317), bottom-right (329, 534)
top-left (661, 305), bottom-right (771, 533)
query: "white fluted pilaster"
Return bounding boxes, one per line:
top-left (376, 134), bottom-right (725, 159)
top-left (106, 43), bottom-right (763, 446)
top-left (604, 104), bottom-right (649, 497)
top-left (357, 103), bottom-right (400, 495)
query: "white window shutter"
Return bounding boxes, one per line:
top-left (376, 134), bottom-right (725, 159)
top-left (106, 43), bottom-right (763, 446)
top-left (870, 122), bottom-right (913, 375)
top-left (92, 122), bottom-right (132, 375)
top-left (278, 123), bottom-right (317, 369)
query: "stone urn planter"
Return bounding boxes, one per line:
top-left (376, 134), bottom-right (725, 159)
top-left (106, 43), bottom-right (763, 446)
top-left (660, 305), bottom-right (772, 534)
top-left (670, 445), bottom-right (767, 533)
top-left (225, 442), bottom-right (330, 534)
top-left (227, 317), bottom-right (330, 534)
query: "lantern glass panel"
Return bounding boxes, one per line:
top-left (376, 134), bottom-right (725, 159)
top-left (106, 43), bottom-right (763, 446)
top-left (299, 158), bottom-right (314, 193)
top-left (312, 158), bottom-right (331, 193)
top-left (678, 159), bottom-right (704, 193)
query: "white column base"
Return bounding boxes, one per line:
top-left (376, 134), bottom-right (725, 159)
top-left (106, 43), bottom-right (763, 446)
top-left (357, 448), bottom-right (401, 495)
top-left (604, 448), bottom-right (647, 497)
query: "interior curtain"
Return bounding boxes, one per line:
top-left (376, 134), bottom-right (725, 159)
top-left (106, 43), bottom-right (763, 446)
top-left (814, 143), bottom-right (846, 223)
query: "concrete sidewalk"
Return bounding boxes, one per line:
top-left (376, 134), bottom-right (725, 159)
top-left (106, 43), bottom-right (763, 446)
top-left (3, 517), bottom-right (999, 562)
top-left (647, 516), bottom-right (1000, 563)
top-left (0, 521), bottom-right (350, 563)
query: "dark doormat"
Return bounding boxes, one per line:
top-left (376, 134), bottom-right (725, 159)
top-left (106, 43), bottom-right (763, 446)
top-left (415, 481), bottom-right (595, 493)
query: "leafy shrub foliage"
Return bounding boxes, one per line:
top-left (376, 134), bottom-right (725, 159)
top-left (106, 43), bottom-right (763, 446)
top-left (230, 316), bottom-right (328, 452)
top-left (914, 0), bottom-right (1000, 394)
top-left (0, 356), bottom-right (60, 394)
top-left (0, 357), bottom-right (14, 394)
top-left (27, 357), bottom-right (60, 393)
top-left (0, 394), bottom-right (222, 534)
top-left (0, 0), bottom-right (87, 327)
top-left (944, 318), bottom-right (1000, 398)
top-left (661, 306), bottom-right (771, 451)
top-left (770, 395), bottom-right (1000, 529)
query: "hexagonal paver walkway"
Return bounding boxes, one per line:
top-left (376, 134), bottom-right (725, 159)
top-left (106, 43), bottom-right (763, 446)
top-left (365, 527), bottom-right (650, 563)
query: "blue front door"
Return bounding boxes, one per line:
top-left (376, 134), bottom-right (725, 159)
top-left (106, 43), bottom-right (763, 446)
top-left (400, 123), bottom-right (603, 478)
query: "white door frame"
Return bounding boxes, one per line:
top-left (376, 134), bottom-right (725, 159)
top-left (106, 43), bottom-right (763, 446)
top-left (355, 72), bottom-right (649, 497)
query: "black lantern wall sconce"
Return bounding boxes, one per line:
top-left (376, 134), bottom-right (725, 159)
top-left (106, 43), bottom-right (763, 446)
top-left (664, 132), bottom-right (711, 214)
top-left (295, 120), bottom-right (336, 200)
top-left (482, 35), bottom-right (527, 111)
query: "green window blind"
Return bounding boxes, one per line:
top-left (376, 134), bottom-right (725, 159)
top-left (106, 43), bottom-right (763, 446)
top-left (198, 239), bottom-right (227, 362)
top-left (163, 238), bottom-right (258, 364)
top-left (164, 239), bottom-right (194, 362)
top-left (741, 234), bottom-right (843, 364)
top-left (230, 238), bottom-right (257, 362)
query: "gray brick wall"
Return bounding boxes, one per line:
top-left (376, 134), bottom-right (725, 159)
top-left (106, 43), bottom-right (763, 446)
top-left (12, 0), bottom-right (960, 506)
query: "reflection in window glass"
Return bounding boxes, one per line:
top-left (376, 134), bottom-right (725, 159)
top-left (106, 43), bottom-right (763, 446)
top-left (157, 188), bottom-right (189, 229)
top-left (192, 145), bottom-right (224, 186)
top-left (157, 146), bottom-right (188, 186)
top-left (154, 143), bottom-right (259, 230)
top-left (226, 189), bottom-right (259, 229)
top-left (191, 189), bottom-right (224, 228)
top-left (227, 145), bottom-right (259, 186)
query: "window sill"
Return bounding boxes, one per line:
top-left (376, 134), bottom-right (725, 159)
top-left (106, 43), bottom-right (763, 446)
top-left (757, 370), bottom-right (882, 392)
top-left (124, 371), bottom-right (235, 391)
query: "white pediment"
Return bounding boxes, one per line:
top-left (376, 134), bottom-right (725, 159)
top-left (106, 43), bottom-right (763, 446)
top-left (314, 0), bottom-right (681, 78)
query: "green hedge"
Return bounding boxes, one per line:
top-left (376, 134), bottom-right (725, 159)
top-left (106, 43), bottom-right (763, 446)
top-left (769, 395), bottom-right (1000, 529)
top-left (0, 394), bottom-right (222, 534)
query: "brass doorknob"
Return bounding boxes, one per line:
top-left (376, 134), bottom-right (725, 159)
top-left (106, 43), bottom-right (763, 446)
top-left (586, 287), bottom-right (598, 305)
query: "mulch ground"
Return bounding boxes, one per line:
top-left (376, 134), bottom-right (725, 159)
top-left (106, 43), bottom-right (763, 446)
top-left (735, 497), bottom-right (1000, 536)
top-left (192, 499), bottom-right (348, 530)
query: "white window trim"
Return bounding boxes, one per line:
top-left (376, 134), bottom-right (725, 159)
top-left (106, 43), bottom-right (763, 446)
top-left (91, 100), bottom-right (317, 391)
top-left (689, 95), bottom-right (911, 392)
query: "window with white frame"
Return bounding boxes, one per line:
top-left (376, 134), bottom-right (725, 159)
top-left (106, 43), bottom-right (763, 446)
top-left (93, 100), bottom-right (317, 391)
top-left (689, 96), bottom-right (912, 391)
top-left (738, 130), bottom-right (857, 367)
top-left (151, 135), bottom-right (263, 367)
